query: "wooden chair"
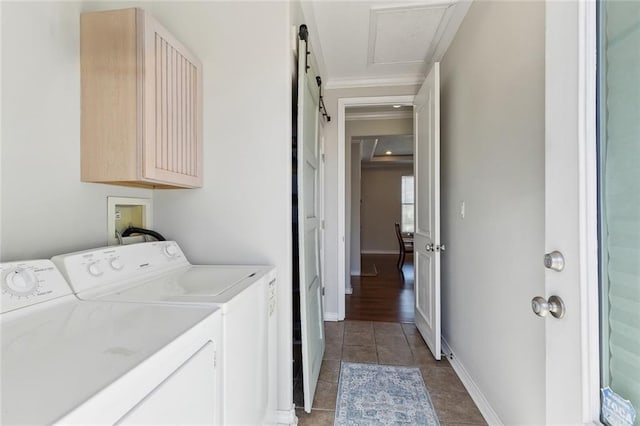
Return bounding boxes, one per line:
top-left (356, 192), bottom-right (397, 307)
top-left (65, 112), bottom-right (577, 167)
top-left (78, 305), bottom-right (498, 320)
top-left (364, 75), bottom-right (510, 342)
top-left (394, 222), bottom-right (414, 269)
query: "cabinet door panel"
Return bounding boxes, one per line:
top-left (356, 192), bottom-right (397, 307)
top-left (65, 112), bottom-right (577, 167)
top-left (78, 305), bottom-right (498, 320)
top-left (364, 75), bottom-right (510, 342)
top-left (143, 12), bottom-right (202, 187)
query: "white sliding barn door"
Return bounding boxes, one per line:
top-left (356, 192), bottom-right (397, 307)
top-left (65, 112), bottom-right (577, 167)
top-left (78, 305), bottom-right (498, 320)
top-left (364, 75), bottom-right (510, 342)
top-left (413, 63), bottom-right (442, 360)
top-left (297, 36), bottom-right (325, 413)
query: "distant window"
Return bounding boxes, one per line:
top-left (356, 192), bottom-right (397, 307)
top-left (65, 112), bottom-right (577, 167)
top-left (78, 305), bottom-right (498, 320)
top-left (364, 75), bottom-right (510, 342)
top-left (401, 176), bottom-right (414, 233)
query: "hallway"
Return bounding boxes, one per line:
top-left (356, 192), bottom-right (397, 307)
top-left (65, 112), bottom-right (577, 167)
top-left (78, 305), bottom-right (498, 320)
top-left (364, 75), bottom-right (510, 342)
top-left (346, 254), bottom-right (415, 323)
top-left (296, 319), bottom-right (486, 425)
top-left (295, 255), bottom-right (486, 424)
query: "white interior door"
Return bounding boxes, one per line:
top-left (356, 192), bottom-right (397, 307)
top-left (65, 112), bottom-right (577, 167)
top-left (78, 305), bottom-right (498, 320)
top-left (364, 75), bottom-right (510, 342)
top-left (297, 36), bottom-right (325, 413)
top-left (413, 63), bottom-right (441, 360)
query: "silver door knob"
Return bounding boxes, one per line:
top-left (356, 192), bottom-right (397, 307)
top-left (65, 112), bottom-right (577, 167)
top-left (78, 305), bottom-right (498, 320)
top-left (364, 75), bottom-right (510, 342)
top-left (544, 251), bottom-right (565, 271)
top-left (425, 243), bottom-right (434, 252)
top-left (436, 244), bottom-right (446, 252)
top-left (531, 295), bottom-right (565, 319)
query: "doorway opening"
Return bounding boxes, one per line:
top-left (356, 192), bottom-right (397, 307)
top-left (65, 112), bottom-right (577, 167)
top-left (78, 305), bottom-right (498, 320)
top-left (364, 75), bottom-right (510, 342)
top-left (336, 95), bottom-right (415, 320)
top-left (336, 67), bottom-right (442, 360)
top-left (344, 104), bottom-right (415, 322)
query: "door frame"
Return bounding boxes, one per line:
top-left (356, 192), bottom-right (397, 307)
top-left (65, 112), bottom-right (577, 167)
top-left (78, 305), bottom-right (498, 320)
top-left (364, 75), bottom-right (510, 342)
top-left (545, 0), bottom-right (599, 422)
top-left (336, 95), bottom-right (415, 320)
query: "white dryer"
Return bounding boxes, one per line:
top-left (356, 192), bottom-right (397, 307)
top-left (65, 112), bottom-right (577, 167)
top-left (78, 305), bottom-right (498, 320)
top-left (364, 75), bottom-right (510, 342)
top-left (52, 241), bottom-right (278, 426)
top-left (1, 259), bottom-right (222, 425)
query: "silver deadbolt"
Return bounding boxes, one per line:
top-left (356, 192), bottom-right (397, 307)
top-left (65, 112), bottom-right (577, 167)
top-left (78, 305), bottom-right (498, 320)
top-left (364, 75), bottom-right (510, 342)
top-left (531, 295), bottom-right (565, 319)
top-left (544, 251), bottom-right (565, 271)
top-left (425, 243), bottom-right (445, 253)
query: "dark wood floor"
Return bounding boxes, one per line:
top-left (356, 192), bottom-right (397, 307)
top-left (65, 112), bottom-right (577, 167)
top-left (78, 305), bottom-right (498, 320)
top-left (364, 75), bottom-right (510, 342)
top-left (346, 254), bottom-right (414, 323)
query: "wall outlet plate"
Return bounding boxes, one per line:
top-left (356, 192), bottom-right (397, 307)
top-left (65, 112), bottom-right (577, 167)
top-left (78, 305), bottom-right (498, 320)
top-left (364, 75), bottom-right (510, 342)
top-left (107, 197), bottom-right (153, 246)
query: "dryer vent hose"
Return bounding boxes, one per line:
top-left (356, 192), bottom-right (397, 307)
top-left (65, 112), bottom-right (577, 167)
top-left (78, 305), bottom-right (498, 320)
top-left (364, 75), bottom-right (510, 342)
top-left (121, 227), bottom-right (166, 241)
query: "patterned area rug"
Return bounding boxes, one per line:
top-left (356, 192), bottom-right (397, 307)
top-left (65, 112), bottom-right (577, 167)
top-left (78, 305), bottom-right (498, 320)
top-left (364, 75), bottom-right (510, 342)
top-left (335, 362), bottom-right (440, 425)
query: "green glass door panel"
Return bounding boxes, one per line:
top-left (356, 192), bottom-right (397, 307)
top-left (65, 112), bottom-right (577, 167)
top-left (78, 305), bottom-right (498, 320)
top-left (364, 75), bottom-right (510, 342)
top-left (600, 2), bottom-right (640, 425)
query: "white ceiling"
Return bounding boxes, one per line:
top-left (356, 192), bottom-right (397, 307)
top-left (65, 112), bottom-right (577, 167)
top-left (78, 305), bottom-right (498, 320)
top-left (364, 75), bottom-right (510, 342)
top-left (347, 105), bottom-right (414, 165)
top-left (356, 134), bottom-right (414, 165)
top-left (346, 104), bottom-right (413, 121)
top-left (304, 0), bottom-right (471, 89)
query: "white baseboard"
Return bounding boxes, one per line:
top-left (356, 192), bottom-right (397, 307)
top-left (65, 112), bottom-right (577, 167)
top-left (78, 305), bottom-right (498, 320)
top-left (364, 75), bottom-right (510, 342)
top-left (324, 312), bottom-right (340, 321)
top-left (276, 405), bottom-right (297, 425)
top-left (441, 338), bottom-right (503, 426)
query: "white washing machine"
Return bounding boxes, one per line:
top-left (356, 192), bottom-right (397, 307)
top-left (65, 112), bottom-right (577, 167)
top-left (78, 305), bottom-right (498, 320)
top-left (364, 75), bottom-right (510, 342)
top-left (52, 241), bottom-right (278, 426)
top-left (1, 259), bottom-right (222, 425)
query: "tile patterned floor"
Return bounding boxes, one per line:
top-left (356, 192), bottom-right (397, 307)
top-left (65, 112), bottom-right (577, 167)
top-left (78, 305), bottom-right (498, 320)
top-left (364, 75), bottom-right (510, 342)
top-left (295, 320), bottom-right (487, 426)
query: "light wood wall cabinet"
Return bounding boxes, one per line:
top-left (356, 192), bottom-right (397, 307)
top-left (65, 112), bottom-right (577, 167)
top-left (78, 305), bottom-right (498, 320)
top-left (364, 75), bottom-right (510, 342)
top-left (81, 8), bottom-right (203, 188)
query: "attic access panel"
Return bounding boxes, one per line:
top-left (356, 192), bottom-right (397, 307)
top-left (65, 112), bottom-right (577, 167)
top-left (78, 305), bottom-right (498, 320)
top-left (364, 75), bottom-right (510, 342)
top-left (368, 4), bottom-right (453, 65)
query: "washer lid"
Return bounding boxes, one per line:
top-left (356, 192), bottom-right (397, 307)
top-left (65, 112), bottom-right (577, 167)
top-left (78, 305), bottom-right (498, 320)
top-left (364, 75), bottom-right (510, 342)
top-left (97, 265), bottom-right (271, 304)
top-left (1, 298), bottom-right (218, 425)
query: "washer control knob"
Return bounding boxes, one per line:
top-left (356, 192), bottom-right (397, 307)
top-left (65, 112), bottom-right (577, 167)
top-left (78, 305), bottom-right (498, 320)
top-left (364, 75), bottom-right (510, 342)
top-left (87, 261), bottom-right (103, 277)
top-left (109, 258), bottom-right (124, 271)
top-left (4, 268), bottom-right (39, 296)
top-left (163, 244), bottom-right (179, 258)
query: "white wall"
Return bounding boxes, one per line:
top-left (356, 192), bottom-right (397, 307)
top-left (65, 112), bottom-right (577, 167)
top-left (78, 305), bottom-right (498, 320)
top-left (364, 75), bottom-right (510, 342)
top-left (0, 1), bottom-right (152, 261)
top-left (148, 1), bottom-right (293, 417)
top-left (439, 1), bottom-right (545, 423)
top-left (361, 165), bottom-right (412, 253)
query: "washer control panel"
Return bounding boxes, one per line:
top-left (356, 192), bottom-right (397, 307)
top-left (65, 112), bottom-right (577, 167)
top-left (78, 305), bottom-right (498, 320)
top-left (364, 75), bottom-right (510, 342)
top-left (52, 241), bottom-right (189, 294)
top-left (1, 260), bottom-right (72, 313)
